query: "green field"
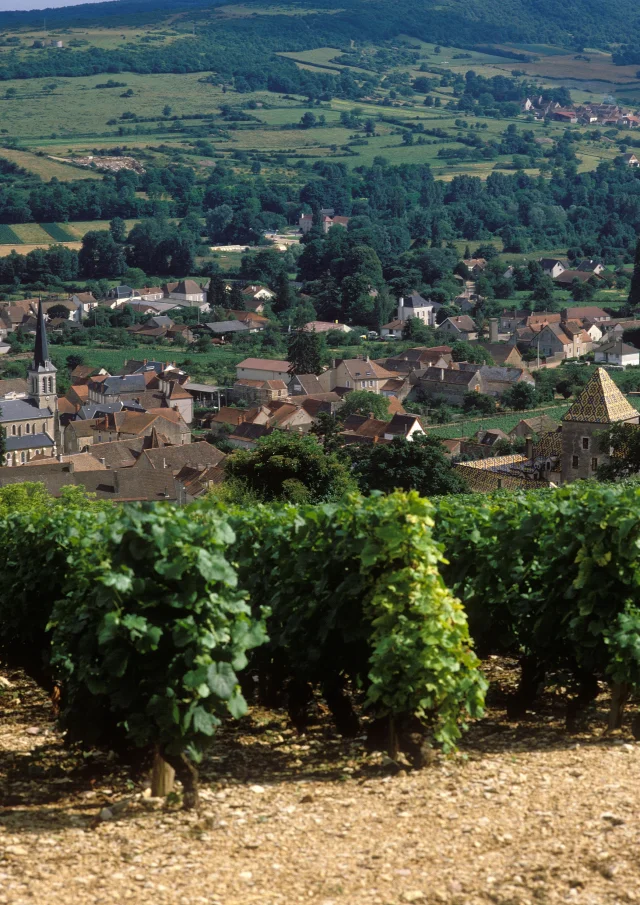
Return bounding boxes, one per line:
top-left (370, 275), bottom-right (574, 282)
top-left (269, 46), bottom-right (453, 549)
top-left (0, 224), bottom-right (21, 244)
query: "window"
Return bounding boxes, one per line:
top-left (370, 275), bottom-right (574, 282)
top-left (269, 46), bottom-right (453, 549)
top-left (11, 425), bottom-right (15, 436)
top-left (591, 457), bottom-right (598, 471)
top-left (572, 455), bottom-right (579, 469)
top-left (582, 437), bottom-right (590, 450)
top-left (25, 424), bottom-right (30, 434)
top-left (42, 423), bottom-right (46, 433)
top-left (20, 452), bottom-right (25, 464)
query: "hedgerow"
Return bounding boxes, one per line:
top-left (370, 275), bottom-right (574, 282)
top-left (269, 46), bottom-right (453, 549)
top-left (223, 491), bottom-right (487, 761)
top-left (433, 481), bottom-right (640, 728)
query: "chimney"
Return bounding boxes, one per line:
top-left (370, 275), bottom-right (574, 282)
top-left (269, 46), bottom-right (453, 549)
top-left (113, 470), bottom-right (119, 493)
top-left (440, 367), bottom-right (445, 382)
top-left (99, 457), bottom-right (106, 466)
top-left (489, 318), bottom-right (499, 342)
top-left (525, 436), bottom-right (533, 460)
top-left (368, 411), bottom-right (375, 419)
top-left (163, 457), bottom-right (167, 469)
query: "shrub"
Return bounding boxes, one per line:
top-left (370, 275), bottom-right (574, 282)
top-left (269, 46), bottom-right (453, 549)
top-left (225, 492), bottom-right (486, 760)
top-left (50, 505), bottom-right (268, 808)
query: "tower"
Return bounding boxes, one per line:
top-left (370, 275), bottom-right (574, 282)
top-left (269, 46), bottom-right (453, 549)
top-left (28, 299), bottom-right (57, 413)
top-left (561, 367), bottom-right (638, 483)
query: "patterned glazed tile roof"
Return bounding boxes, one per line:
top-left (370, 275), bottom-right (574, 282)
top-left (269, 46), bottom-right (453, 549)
top-left (458, 454), bottom-right (527, 470)
top-left (562, 368), bottom-right (638, 424)
top-left (532, 430), bottom-right (563, 458)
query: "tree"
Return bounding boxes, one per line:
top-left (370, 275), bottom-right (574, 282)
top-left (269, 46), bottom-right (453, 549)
top-left (228, 284), bottom-right (246, 311)
top-left (502, 382), bottom-right (538, 410)
top-left (463, 392), bottom-right (496, 415)
top-left (628, 237), bottom-right (640, 309)
top-left (597, 422), bottom-right (640, 480)
top-left (78, 231), bottom-right (126, 279)
top-left (109, 217), bottom-right (127, 243)
top-left (310, 412), bottom-right (341, 454)
top-left (351, 434), bottom-right (467, 496)
top-left (66, 353), bottom-right (85, 371)
top-left (451, 341), bottom-right (493, 364)
top-left (224, 432), bottom-right (355, 503)
top-left (341, 390), bottom-right (390, 420)
top-left (402, 316), bottom-right (434, 343)
top-left (162, 104), bottom-right (172, 117)
top-left (287, 330), bottom-right (323, 375)
top-left (300, 111), bottom-right (317, 129)
top-left (207, 275), bottom-right (228, 310)
top-left (47, 304), bottom-right (71, 320)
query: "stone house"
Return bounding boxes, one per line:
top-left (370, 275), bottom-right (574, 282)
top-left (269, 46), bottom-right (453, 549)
top-left (318, 357), bottom-right (395, 395)
top-left (561, 367), bottom-right (639, 483)
top-left (436, 315), bottom-right (478, 342)
top-left (236, 358), bottom-right (291, 383)
top-left (418, 366), bottom-right (482, 405)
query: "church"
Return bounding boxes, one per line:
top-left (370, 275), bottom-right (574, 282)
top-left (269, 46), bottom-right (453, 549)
top-left (0, 300), bottom-right (58, 466)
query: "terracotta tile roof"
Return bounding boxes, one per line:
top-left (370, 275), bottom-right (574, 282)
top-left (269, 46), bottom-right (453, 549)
top-left (563, 368), bottom-right (638, 424)
top-left (386, 395), bottom-right (406, 415)
top-left (138, 441), bottom-right (225, 471)
top-left (89, 438), bottom-right (146, 468)
top-left (212, 406), bottom-right (260, 426)
top-left (237, 357), bottom-right (291, 372)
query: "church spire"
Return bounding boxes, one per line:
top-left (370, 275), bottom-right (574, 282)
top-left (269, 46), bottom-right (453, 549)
top-left (33, 298), bottom-right (51, 370)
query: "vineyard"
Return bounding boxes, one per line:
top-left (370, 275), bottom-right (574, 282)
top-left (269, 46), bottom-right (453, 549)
top-left (2, 479), bottom-right (640, 814)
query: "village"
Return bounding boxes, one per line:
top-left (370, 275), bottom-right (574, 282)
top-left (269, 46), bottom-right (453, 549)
top-left (0, 267), bottom-right (637, 501)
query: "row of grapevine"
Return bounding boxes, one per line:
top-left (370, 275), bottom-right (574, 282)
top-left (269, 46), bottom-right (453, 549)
top-left (222, 492), bottom-right (486, 762)
top-left (0, 488), bottom-right (484, 806)
top-left (433, 481), bottom-right (640, 729)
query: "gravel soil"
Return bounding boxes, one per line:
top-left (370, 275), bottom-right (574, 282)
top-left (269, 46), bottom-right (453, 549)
top-left (1, 660), bottom-right (640, 905)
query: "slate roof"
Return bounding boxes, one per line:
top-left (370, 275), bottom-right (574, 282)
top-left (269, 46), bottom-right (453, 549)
top-left (205, 320), bottom-right (248, 334)
top-left (0, 399), bottom-right (52, 422)
top-left (421, 367), bottom-right (480, 386)
top-left (563, 368), bottom-right (638, 424)
top-left (400, 293), bottom-right (440, 309)
top-left (5, 433), bottom-right (54, 451)
top-left (595, 341), bottom-right (639, 355)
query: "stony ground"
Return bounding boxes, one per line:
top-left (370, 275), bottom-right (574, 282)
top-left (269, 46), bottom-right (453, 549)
top-left (1, 662), bottom-right (640, 905)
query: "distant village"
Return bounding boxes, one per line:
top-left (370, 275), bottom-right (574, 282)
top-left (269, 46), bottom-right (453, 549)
top-left (0, 250), bottom-right (637, 502)
top-left (521, 96), bottom-right (640, 132)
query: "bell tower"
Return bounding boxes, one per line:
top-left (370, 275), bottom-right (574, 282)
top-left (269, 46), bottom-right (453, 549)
top-left (28, 299), bottom-right (57, 413)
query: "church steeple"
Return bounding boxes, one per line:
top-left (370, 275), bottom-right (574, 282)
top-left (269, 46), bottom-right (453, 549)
top-left (33, 297), bottom-right (52, 370)
top-left (28, 299), bottom-right (57, 412)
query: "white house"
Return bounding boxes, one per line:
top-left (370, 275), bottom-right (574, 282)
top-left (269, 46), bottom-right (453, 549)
top-left (380, 319), bottom-right (405, 339)
top-left (382, 414), bottom-right (424, 442)
top-left (594, 340), bottom-right (640, 369)
top-left (539, 258), bottom-right (566, 279)
top-left (164, 280), bottom-right (206, 305)
top-left (396, 292), bottom-right (442, 326)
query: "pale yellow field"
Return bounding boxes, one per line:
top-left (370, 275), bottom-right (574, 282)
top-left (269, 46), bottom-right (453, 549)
top-left (0, 242), bottom-right (81, 254)
top-left (0, 148), bottom-right (99, 181)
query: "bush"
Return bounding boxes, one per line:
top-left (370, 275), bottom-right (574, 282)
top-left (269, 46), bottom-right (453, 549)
top-left (51, 505), bottom-right (268, 808)
top-left (0, 486), bottom-right (112, 689)
top-left (226, 492), bottom-right (486, 759)
top-left (433, 481), bottom-right (640, 728)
